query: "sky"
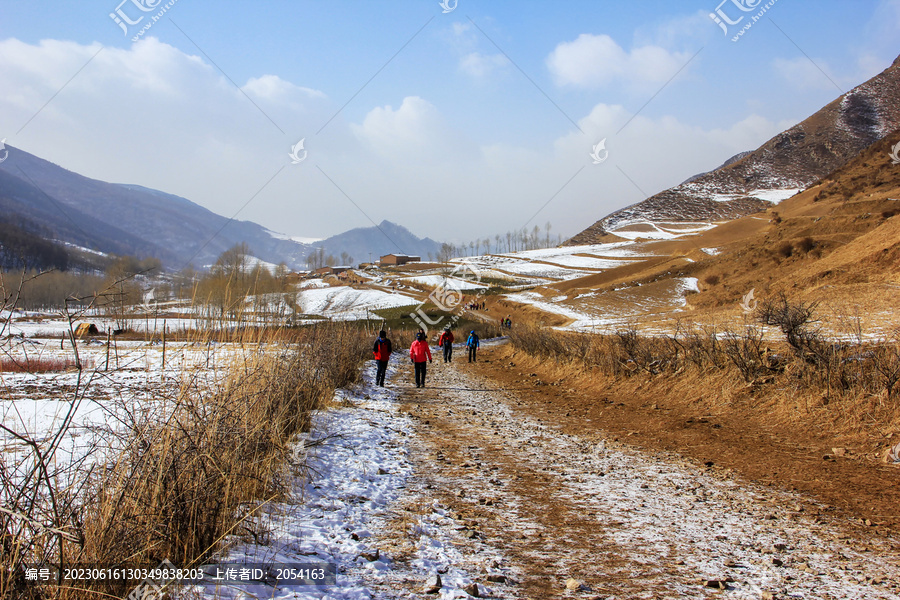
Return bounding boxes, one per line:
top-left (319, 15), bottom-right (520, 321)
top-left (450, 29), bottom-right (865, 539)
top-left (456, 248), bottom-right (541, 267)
top-left (1, 0), bottom-right (899, 244)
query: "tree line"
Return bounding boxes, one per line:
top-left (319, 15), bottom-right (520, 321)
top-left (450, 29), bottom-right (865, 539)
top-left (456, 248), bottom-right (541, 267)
top-left (436, 222), bottom-right (562, 262)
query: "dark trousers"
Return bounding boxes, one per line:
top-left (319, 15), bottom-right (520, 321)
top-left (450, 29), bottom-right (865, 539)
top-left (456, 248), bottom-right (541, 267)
top-left (468, 346), bottom-right (477, 362)
top-left (442, 343), bottom-right (452, 363)
top-left (414, 361), bottom-right (427, 387)
top-left (375, 360), bottom-right (388, 386)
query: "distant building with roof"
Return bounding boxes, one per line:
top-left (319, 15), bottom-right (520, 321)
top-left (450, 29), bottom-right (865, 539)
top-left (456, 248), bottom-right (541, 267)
top-left (379, 254), bottom-right (421, 266)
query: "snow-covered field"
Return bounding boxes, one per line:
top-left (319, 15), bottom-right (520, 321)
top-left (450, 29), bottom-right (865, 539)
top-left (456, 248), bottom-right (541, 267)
top-left (400, 274), bottom-right (487, 291)
top-left (296, 287), bottom-right (418, 320)
top-left (506, 277), bottom-right (700, 332)
top-left (1, 336), bottom-right (248, 469)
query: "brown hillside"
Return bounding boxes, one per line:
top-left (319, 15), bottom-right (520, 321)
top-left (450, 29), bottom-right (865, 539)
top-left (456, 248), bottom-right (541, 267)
top-left (567, 54), bottom-right (900, 246)
top-left (536, 132), bottom-right (900, 334)
top-left (685, 132), bottom-right (900, 312)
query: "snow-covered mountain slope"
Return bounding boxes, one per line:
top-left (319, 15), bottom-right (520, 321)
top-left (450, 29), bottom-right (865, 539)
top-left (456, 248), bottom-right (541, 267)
top-left (568, 54), bottom-right (900, 245)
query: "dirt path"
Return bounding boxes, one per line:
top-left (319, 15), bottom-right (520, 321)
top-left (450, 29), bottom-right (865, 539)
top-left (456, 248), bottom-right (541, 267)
top-left (372, 344), bottom-right (900, 599)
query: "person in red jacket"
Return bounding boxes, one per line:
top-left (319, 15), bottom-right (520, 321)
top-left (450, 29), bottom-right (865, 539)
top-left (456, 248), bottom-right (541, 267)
top-left (437, 326), bottom-right (454, 363)
top-left (372, 330), bottom-right (392, 387)
top-left (409, 330), bottom-right (433, 388)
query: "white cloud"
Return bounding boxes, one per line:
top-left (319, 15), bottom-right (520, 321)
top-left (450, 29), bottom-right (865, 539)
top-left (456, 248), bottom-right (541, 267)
top-left (773, 56), bottom-right (840, 91)
top-left (352, 96), bottom-right (445, 158)
top-left (243, 75), bottom-right (326, 102)
top-left (546, 33), bottom-right (692, 88)
top-left (459, 52), bottom-right (509, 79)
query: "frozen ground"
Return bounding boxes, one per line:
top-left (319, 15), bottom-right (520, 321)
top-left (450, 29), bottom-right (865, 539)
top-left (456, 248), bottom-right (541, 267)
top-left (400, 275), bottom-right (487, 290)
top-left (506, 277), bottom-right (700, 332)
top-left (209, 355), bottom-right (900, 599)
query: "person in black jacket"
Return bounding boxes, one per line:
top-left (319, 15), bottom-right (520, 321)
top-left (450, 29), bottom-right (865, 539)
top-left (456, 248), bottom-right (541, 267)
top-left (438, 326), bottom-right (454, 363)
top-left (372, 330), bottom-right (392, 387)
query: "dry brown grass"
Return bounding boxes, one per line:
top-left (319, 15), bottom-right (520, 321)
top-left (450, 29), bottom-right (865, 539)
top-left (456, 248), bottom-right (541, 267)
top-left (508, 308), bottom-right (900, 439)
top-left (0, 357), bottom-right (85, 373)
top-left (1, 323), bottom-right (369, 599)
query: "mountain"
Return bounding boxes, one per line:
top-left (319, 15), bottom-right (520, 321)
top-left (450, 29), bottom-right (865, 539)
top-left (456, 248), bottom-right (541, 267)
top-left (0, 145), bottom-right (316, 270)
top-left (0, 145), bottom-right (446, 272)
top-left (567, 54), bottom-right (900, 245)
top-left (313, 220), bottom-right (442, 264)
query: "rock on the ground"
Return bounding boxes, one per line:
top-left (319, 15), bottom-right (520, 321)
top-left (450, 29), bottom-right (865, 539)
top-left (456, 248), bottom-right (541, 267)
top-left (565, 578), bottom-right (591, 591)
top-left (424, 573), bottom-right (442, 594)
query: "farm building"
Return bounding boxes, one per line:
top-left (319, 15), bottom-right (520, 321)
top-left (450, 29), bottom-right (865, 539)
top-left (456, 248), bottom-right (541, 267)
top-left (379, 254), bottom-right (421, 266)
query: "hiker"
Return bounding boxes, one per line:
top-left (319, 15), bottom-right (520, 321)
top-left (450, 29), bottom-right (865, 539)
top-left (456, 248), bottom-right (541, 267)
top-left (410, 330), bottom-right (433, 388)
top-left (466, 330), bottom-right (480, 363)
top-left (438, 326), bottom-right (454, 363)
top-left (372, 330), bottom-right (392, 387)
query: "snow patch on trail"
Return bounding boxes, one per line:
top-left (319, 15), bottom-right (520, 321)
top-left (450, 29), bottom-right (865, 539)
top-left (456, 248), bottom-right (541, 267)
top-left (208, 362), bottom-right (509, 599)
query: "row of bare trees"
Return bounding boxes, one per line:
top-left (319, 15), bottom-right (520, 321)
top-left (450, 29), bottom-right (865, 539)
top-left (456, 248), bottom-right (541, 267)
top-left (436, 222), bottom-right (562, 262)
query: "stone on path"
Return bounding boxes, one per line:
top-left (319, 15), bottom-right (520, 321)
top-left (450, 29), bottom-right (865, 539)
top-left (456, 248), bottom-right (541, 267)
top-left (424, 573), bottom-right (442, 594)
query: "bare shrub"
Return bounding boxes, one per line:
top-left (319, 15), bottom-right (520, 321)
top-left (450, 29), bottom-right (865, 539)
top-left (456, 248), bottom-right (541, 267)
top-left (756, 293), bottom-right (819, 357)
top-left (796, 237), bottom-right (815, 253)
top-left (723, 326), bottom-right (771, 382)
top-left (0, 356), bottom-right (84, 373)
top-left (871, 340), bottom-right (900, 400)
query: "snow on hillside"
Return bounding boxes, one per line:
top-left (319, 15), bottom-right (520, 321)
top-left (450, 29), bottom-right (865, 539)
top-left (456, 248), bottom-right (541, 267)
top-left (296, 287), bottom-right (417, 319)
top-left (265, 229), bottom-right (323, 244)
top-left (506, 276), bottom-right (701, 333)
top-left (748, 188), bottom-right (803, 203)
top-left (607, 222), bottom-right (717, 241)
top-left (401, 275), bottom-right (487, 290)
top-left (298, 279), bottom-right (331, 289)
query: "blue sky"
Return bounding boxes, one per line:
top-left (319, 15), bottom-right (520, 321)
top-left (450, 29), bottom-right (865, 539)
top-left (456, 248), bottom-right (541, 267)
top-left (1, 1), bottom-right (899, 243)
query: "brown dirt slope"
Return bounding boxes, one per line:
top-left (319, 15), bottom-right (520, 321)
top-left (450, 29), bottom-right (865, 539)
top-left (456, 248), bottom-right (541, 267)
top-left (683, 131), bottom-right (900, 313)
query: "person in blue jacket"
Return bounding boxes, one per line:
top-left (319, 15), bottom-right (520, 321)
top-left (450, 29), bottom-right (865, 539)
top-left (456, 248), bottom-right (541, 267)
top-left (466, 330), bottom-right (480, 363)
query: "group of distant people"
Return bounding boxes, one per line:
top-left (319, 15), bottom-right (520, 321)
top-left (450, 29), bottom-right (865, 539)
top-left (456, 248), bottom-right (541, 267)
top-left (501, 316), bottom-right (512, 329)
top-left (467, 300), bottom-right (486, 311)
top-left (371, 326), bottom-right (481, 389)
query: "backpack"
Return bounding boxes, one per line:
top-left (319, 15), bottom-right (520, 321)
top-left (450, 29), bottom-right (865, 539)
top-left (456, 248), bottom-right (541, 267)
top-left (373, 338), bottom-right (392, 357)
